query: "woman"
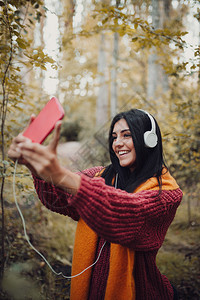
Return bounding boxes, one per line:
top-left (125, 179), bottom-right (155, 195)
top-left (8, 109), bottom-right (182, 300)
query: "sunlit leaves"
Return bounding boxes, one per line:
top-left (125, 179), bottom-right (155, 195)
top-left (0, 0), bottom-right (49, 172)
top-left (0, 0), bottom-right (55, 93)
top-left (16, 37), bottom-right (27, 49)
top-left (91, 4), bottom-right (188, 51)
top-left (0, 45), bottom-right (10, 51)
top-left (166, 84), bottom-right (200, 185)
top-left (80, 2), bottom-right (198, 80)
top-left (23, 47), bottom-right (56, 71)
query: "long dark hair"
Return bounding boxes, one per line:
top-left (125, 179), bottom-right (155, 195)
top-left (101, 109), bottom-right (167, 192)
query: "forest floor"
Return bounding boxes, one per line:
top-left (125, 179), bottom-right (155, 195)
top-left (0, 179), bottom-right (199, 299)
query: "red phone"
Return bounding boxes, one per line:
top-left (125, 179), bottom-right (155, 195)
top-left (23, 97), bottom-right (65, 144)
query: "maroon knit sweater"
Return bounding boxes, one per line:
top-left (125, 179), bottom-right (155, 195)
top-left (33, 166), bottom-right (182, 300)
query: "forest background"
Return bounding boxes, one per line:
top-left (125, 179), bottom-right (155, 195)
top-left (0, 0), bottom-right (199, 299)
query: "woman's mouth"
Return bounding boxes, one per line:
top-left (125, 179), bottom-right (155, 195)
top-left (118, 150), bottom-right (129, 156)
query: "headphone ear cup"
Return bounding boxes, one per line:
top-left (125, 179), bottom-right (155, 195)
top-left (144, 131), bottom-right (158, 148)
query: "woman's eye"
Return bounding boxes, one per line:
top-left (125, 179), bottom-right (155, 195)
top-left (124, 134), bottom-right (131, 138)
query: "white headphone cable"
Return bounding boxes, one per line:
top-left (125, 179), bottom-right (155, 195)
top-left (13, 159), bottom-right (106, 279)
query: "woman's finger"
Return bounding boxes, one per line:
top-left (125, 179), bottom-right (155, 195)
top-left (29, 114), bottom-right (36, 125)
top-left (22, 114), bottom-right (36, 134)
top-left (8, 134), bottom-right (31, 161)
top-left (48, 121), bottom-right (62, 152)
top-left (17, 141), bottom-right (43, 157)
top-left (17, 143), bottom-right (45, 168)
top-left (17, 134), bottom-right (32, 144)
top-left (18, 141), bottom-right (62, 182)
top-left (8, 147), bottom-right (22, 160)
top-left (8, 115), bottom-right (36, 162)
top-left (17, 141), bottom-right (54, 166)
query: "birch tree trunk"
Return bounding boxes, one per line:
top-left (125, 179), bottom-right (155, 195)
top-left (147, 0), bottom-right (160, 100)
top-left (63, 0), bottom-right (74, 36)
top-left (110, 0), bottom-right (120, 118)
top-left (147, 0), bottom-right (171, 99)
top-left (160, 0), bottom-right (170, 92)
top-left (110, 31), bottom-right (119, 118)
top-left (39, 12), bottom-right (45, 92)
top-left (96, 33), bottom-right (108, 127)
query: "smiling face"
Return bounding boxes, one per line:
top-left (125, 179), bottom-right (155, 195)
top-left (112, 118), bottom-right (136, 172)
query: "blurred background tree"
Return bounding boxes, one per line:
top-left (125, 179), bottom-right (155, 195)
top-left (0, 0), bottom-right (199, 299)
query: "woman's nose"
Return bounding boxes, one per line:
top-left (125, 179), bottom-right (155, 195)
top-left (114, 137), bottom-right (124, 146)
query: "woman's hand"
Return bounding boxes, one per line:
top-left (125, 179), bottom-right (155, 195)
top-left (16, 121), bottom-right (62, 182)
top-left (8, 115), bottom-right (38, 174)
top-left (11, 121), bottom-right (80, 194)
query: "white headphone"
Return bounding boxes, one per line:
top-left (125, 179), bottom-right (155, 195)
top-left (138, 109), bottom-right (158, 148)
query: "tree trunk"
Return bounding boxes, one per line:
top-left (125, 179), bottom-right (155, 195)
top-left (39, 11), bottom-right (45, 92)
top-left (63, 0), bottom-right (74, 36)
top-left (160, 0), bottom-right (170, 92)
top-left (96, 33), bottom-right (108, 127)
top-left (147, 0), bottom-right (160, 100)
top-left (198, 21), bottom-right (200, 84)
top-left (110, 0), bottom-right (120, 119)
top-left (147, 0), bottom-right (170, 99)
top-left (110, 31), bottom-right (119, 119)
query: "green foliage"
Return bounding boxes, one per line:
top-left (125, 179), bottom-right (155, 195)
top-left (0, 0), bottom-right (57, 162)
top-left (164, 80), bottom-right (200, 186)
top-left (0, 0), bottom-right (57, 279)
top-left (92, 4), bottom-right (188, 46)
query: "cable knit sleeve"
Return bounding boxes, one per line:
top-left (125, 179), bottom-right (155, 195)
top-left (33, 166), bottom-right (104, 221)
top-left (68, 174), bottom-right (183, 250)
